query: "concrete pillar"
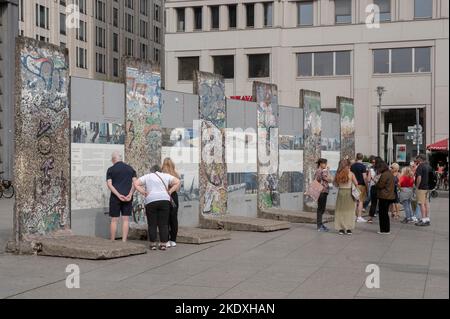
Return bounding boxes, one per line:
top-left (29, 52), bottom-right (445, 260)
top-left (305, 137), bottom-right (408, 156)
top-left (255, 2), bottom-right (264, 28)
top-left (185, 7), bottom-right (194, 32)
top-left (203, 5), bottom-right (210, 31)
top-left (237, 3), bottom-right (245, 29)
top-left (219, 5), bottom-right (228, 30)
top-left (433, 39), bottom-right (449, 141)
top-left (235, 49), bottom-right (247, 96)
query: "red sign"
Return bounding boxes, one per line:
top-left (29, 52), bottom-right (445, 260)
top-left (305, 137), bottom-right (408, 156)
top-left (229, 96), bottom-right (253, 101)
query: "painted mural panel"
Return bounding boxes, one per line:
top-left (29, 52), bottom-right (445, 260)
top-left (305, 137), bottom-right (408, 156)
top-left (300, 90), bottom-right (322, 211)
top-left (194, 71), bottom-right (228, 216)
top-left (279, 135), bottom-right (304, 194)
top-left (125, 59), bottom-right (162, 225)
top-left (337, 97), bottom-right (356, 161)
top-left (253, 82), bottom-right (280, 210)
top-left (14, 38), bottom-right (70, 239)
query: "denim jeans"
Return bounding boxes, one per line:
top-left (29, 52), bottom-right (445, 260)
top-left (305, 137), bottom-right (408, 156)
top-left (401, 199), bottom-right (413, 220)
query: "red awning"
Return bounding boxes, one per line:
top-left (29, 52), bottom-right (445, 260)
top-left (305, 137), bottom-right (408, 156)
top-left (427, 138), bottom-right (449, 151)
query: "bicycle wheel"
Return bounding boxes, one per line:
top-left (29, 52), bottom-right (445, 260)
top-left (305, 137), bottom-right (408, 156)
top-left (2, 185), bottom-right (14, 199)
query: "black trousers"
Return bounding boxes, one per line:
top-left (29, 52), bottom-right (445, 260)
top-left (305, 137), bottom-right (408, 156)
top-left (145, 200), bottom-right (170, 243)
top-left (369, 186), bottom-right (378, 217)
top-left (169, 192), bottom-right (179, 242)
top-left (378, 199), bottom-right (391, 233)
top-left (317, 192), bottom-right (328, 228)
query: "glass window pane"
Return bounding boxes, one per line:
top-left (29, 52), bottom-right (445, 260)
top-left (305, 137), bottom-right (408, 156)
top-left (314, 52), bottom-right (333, 76)
top-left (246, 4), bottom-right (254, 27)
top-left (415, 47), bottom-right (431, 72)
top-left (211, 6), bottom-right (219, 29)
top-left (194, 7), bottom-right (202, 30)
top-left (214, 55), bottom-right (234, 79)
top-left (248, 54), bottom-right (270, 78)
top-left (264, 3), bottom-right (273, 27)
top-left (373, 49), bottom-right (389, 73)
top-left (297, 53), bottom-right (312, 76)
top-left (336, 51), bottom-right (351, 75)
top-left (229, 5), bottom-right (237, 28)
top-left (335, 0), bottom-right (352, 24)
top-left (374, 0), bottom-right (391, 21)
top-left (178, 57), bottom-right (199, 81)
top-left (298, 2), bottom-right (313, 26)
top-left (415, 0), bottom-right (433, 19)
top-left (177, 8), bottom-right (185, 31)
top-left (391, 48), bottom-right (412, 73)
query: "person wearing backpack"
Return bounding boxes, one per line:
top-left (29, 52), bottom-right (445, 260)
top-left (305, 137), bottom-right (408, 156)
top-left (414, 154), bottom-right (434, 227)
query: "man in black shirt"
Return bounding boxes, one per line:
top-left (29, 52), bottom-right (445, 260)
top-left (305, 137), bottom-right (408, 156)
top-left (106, 151), bottom-right (137, 241)
top-left (351, 153), bottom-right (368, 223)
top-left (414, 154), bottom-right (432, 227)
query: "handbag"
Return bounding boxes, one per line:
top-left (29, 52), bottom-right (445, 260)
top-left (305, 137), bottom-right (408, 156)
top-left (305, 180), bottom-right (324, 202)
top-left (399, 187), bottom-right (413, 203)
top-left (351, 183), bottom-right (361, 201)
top-left (154, 173), bottom-right (177, 209)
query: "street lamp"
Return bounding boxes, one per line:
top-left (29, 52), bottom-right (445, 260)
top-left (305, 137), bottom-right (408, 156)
top-left (376, 86), bottom-right (386, 158)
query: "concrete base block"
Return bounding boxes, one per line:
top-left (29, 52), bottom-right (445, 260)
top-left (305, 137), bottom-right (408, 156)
top-left (260, 208), bottom-right (334, 224)
top-left (200, 215), bottom-right (291, 232)
top-left (6, 236), bottom-right (147, 260)
top-left (128, 223), bottom-right (232, 244)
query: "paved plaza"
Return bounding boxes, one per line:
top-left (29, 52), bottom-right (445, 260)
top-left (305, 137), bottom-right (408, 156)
top-left (0, 195), bottom-right (448, 299)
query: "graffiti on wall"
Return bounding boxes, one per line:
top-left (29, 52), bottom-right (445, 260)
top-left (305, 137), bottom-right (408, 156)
top-left (194, 71), bottom-right (228, 216)
top-left (337, 97), bottom-right (355, 161)
top-left (253, 82), bottom-right (280, 210)
top-left (15, 38), bottom-right (70, 239)
top-left (125, 59), bottom-right (162, 224)
top-left (301, 90), bottom-right (322, 211)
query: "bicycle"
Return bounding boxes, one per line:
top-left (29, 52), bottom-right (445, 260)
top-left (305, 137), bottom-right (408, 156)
top-left (0, 172), bottom-right (15, 199)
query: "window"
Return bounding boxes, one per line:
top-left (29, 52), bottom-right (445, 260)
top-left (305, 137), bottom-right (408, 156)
top-left (297, 1), bottom-right (313, 26)
top-left (298, 53), bottom-right (312, 76)
top-left (264, 2), bottom-right (273, 27)
top-left (314, 52), bottom-right (333, 76)
top-left (126, 37), bottom-right (134, 56)
top-left (178, 57), bottom-right (199, 81)
top-left (76, 0), bottom-right (86, 14)
top-left (140, 0), bottom-right (148, 16)
top-left (154, 26), bottom-right (161, 43)
top-left (194, 7), bottom-right (202, 30)
top-left (113, 33), bottom-right (119, 52)
top-left (60, 0), bottom-right (66, 6)
top-left (60, 13), bottom-right (66, 35)
top-left (229, 5), bottom-right (237, 28)
top-left (95, 0), bottom-right (105, 22)
top-left (373, 49), bottom-right (389, 73)
top-left (211, 6), bottom-right (219, 29)
top-left (140, 43), bottom-right (148, 60)
top-left (248, 54), bottom-right (270, 78)
top-left (125, 0), bottom-right (134, 10)
top-left (35, 4), bottom-right (49, 29)
top-left (125, 14), bottom-right (134, 33)
top-left (414, 47), bottom-right (431, 72)
top-left (154, 4), bottom-right (161, 22)
top-left (96, 53), bottom-right (106, 74)
top-left (154, 48), bottom-right (160, 63)
top-left (373, 48), bottom-right (430, 74)
top-left (140, 20), bottom-right (148, 39)
top-left (113, 8), bottom-right (119, 27)
top-left (176, 8), bottom-right (185, 31)
top-left (113, 58), bottom-right (119, 77)
top-left (246, 4), bottom-right (254, 28)
top-left (60, 42), bottom-right (66, 49)
top-left (414, 0), bottom-right (433, 19)
top-left (76, 20), bottom-right (87, 41)
top-left (335, 0), bottom-right (352, 24)
top-left (213, 55), bottom-right (234, 79)
top-left (19, 0), bottom-right (24, 22)
top-left (374, 0), bottom-right (391, 22)
top-left (297, 51), bottom-right (351, 77)
top-left (76, 47), bottom-right (87, 69)
top-left (96, 26), bottom-right (106, 48)
top-left (335, 51), bottom-right (351, 75)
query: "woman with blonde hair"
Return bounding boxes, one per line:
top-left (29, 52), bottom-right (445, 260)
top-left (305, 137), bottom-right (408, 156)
top-left (389, 163), bottom-right (401, 220)
top-left (334, 159), bottom-right (359, 235)
top-left (162, 158), bottom-right (181, 248)
top-left (399, 166), bottom-right (416, 224)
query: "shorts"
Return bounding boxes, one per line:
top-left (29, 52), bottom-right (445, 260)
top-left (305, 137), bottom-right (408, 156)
top-left (109, 196), bottom-right (132, 218)
top-left (357, 185), bottom-right (367, 203)
top-left (416, 189), bottom-right (429, 205)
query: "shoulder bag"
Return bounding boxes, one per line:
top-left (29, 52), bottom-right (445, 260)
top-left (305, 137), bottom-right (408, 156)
top-left (154, 173), bottom-right (177, 209)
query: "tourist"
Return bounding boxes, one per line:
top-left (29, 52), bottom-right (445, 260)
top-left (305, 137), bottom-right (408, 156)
top-left (314, 158), bottom-right (333, 232)
top-left (399, 166), bottom-right (415, 224)
top-left (134, 165), bottom-right (181, 250)
top-left (162, 158), bottom-right (181, 247)
top-left (414, 154), bottom-right (433, 226)
top-left (334, 159), bottom-right (359, 235)
top-left (350, 153), bottom-right (368, 223)
top-left (410, 161), bottom-right (422, 220)
top-left (367, 156), bottom-right (380, 224)
top-left (375, 160), bottom-right (396, 234)
top-left (106, 151), bottom-right (137, 242)
top-left (389, 163), bottom-right (401, 220)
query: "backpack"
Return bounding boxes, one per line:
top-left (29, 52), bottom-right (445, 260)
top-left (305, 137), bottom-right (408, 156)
top-left (428, 168), bottom-right (438, 190)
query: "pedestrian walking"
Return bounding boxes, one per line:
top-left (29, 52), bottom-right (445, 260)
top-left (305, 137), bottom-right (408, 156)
top-left (399, 166), bottom-right (416, 224)
top-left (334, 159), bottom-right (359, 235)
top-left (375, 160), bottom-right (396, 234)
top-left (414, 154), bottom-right (433, 226)
top-left (134, 165), bottom-right (181, 250)
top-left (314, 158), bottom-right (333, 232)
top-left (351, 153), bottom-right (368, 223)
top-left (162, 158), bottom-right (181, 248)
top-left (106, 151), bottom-right (137, 242)
top-left (389, 163), bottom-right (401, 220)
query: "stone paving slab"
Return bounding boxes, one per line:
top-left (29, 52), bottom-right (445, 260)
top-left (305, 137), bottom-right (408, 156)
top-left (8, 236), bottom-right (147, 260)
top-left (128, 224), bottom-right (232, 244)
top-left (200, 215), bottom-right (291, 232)
top-left (260, 208), bottom-right (334, 224)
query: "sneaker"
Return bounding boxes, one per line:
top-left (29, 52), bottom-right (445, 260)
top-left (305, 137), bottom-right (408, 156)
top-left (377, 231), bottom-right (391, 235)
top-left (166, 242), bottom-right (172, 248)
top-left (412, 217), bottom-right (419, 222)
top-left (346, 230), bottom-right (353, 235)
top-left (356, 217), bottom-right (367, 223)
top-left (338, 230), bottom-right (345, 235)
top-left (367, 218), bottom-right (374, 224)
top-left (401, 218), bottom-right (409, 224)
top-left (416, 220), bottom-right (431, 227)
top-left (318, 225), bottom-right (329, 232)
top-left (170, 241), bottom-right (177, 247)
top-left (150, 244), bottom-right (157, 251)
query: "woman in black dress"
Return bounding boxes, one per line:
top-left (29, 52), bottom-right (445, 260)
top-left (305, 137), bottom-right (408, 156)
top-left (162, 157), bottom-right (181, 247)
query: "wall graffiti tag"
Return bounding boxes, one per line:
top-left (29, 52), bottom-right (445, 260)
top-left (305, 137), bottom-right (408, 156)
top-left (14, 38), bottom-right (70, 240)
top-left (194, 71), bottom-right (228, 217)
top-left (337, 97), bottom-right (356, 161)
top-left (253, 82), bottom-right (280, 211)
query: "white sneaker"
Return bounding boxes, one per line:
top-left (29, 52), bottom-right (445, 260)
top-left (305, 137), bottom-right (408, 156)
top-left (166, 242), bottom-right (172, 248)
top-left (170, 241), bottom-right (177, 247)
top-left (356, 217), bottom-right (367, 223)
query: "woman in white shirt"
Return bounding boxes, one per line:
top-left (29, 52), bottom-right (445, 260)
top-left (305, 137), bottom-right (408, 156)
top-left (134, 165), bottom-right (180, 251)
